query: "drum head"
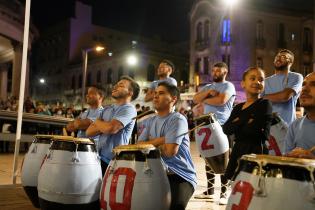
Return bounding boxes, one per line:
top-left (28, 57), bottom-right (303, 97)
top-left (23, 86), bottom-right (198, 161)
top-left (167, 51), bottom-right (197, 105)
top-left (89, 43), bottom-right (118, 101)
top-left (33, 135), bottom-right (54, 144)
top-left (193, 113), bottom-right (215, 125)
top-left (113, 144), bottom-right (155, 154)
top-left (52, 135), bottom-right (93, 144)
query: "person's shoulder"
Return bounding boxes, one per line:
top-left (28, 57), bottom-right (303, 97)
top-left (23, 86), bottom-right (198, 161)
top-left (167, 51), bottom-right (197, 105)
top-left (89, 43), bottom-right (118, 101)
top-left (260, 98), bottom-right (272, 106)
top-left (289, 71), bottom-right (303, 79)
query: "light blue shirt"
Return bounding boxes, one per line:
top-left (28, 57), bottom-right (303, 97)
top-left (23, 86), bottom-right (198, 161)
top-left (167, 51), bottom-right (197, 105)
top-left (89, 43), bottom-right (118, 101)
top-left (150, 77), bottom-right (177, 89)
top-left (77, 106), bottom-right (103, 140)
top-left (98, 103), bottom-right (136, 163)
top-left (284, 116), bottom-right (315, 154)
top-left (263, 72), bottom-right (303, 125)
top-left (201, 81), bottom-right (236, 125)
top-left (138, 112), bottom-right (197, 189)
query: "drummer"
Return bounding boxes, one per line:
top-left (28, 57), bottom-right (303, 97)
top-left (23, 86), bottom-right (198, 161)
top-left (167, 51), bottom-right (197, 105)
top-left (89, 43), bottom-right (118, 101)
top-left (193, 62), bottom-right (236, 203)
top-left (223, 67), bottom-right (272, 180)
top-left (285, 72), bottom-right (315, 159)
top-left (137, 82), bottom-right (197, 210)
top-left (86, 76), bottom-right (140, 175)
top-left (66, 85), bottom-right (104, 138)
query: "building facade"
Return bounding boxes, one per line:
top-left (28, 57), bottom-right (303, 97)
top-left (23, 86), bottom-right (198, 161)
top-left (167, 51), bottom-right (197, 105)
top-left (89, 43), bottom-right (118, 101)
top-left (33, 2), bottom-right (189, 107)
top-left (190, 0), bottom-right (313, 100)
top-left (0, 0), bottom-right (37, 100)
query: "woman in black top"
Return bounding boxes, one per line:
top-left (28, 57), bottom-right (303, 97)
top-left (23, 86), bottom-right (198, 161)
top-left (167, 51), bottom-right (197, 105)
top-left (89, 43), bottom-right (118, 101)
top-left (223, 67), bottom-right (272, 180)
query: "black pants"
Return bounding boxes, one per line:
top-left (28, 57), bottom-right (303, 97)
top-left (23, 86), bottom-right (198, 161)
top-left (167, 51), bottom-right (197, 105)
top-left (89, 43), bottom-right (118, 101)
top-left (101, 160), bottom-right (109, 176)
top-left (205, 165), bottom-right (228, 194)
top-left (167, 174), bottom-right (195, 210)
top-left (225, 141), bottom-right (268, 180)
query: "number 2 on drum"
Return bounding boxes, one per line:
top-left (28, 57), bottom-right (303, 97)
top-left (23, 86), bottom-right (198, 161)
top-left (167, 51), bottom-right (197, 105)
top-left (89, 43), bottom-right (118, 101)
top-left (231, 181), bottom-right (254, 210)
top-left (198, 128), bottom-right (214, 150)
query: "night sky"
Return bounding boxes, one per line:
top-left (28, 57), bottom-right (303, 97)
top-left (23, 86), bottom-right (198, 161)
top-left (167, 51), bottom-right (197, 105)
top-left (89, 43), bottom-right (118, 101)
top-left (26, 0), bottom-right (313, 43)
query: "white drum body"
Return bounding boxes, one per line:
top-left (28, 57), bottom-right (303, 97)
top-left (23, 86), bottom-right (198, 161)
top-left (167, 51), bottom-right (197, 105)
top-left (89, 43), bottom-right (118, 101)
top-left (194, 117), bottom-right (229, 158)
top-left (268, 115), bottom-right (288, 156)
top-left (38, 137), bottom-right (102, 210)
top-left (226, 155), bottom-right (315, 210)
top-left (21, 135), bottom-right (53, 208)
top-left (100, 146), bottom-right (171, 210)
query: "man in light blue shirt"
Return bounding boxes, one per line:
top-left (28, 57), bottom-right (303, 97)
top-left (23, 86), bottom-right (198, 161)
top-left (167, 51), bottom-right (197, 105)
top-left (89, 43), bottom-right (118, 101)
top-left (263, 49), bottom-right (303, 125)
top-left (193, 62), bottom-right (235, 203)
top-left (66, 85), bottom-right (104, 141)
top-left (145, 59), bottom-right (177, 102)
top-left (138, 82), bottom-right (196, 210)
top-left (86, 76), bottom-right (140, 175)
top-left (285, 72), bottom-right (315, 159)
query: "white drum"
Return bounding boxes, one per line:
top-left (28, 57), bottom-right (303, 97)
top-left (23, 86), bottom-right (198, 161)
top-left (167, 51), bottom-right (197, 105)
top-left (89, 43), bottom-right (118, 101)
top-left (268, 113), bottom-right (288, 156)
top-left (38, 136), bottom-right (102, 210)
top-left (100, 144), bottom-right (171, 210)
top-left (21, 135), bottom-right (54, 208)
top-left (226, 154), bottom-right (315, 210)
top-left (194, 113), bottom-right (229, 174)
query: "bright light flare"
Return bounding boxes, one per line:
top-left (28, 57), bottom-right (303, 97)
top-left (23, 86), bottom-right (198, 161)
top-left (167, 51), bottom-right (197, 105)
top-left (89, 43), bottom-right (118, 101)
top-left (126, 54), bottom-right (138, 66)
top-left (95, 46), bottom-right (105, 52)
top-left (39, 78), bottom-right (45, 84)
top-left (223, 0), bottom-right (238, 7)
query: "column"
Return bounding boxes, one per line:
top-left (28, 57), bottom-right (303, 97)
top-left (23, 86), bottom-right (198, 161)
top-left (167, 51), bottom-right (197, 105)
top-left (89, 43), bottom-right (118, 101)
top-left (0, 64), bottom-right (8, 100)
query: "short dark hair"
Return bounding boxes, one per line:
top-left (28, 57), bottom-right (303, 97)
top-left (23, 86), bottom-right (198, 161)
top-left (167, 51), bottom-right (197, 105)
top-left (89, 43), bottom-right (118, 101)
top-left (278, 49), bottom-right (294, 63)
top-left (88, 85), bottom-right (105, 98)
top-left (120, 75), bottom-right (140, 101)
top-left (213, 62), bottom-right (228, 70)
top-left (161, 59), bottom-right (175, 72)
top-left (157, 81), bottom-right (180, 105)
top-left (242, 67), bottom-right (265, 81)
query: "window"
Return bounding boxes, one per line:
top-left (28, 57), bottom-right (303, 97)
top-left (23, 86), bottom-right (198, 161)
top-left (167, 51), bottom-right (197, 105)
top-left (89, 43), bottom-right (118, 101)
top-left (196, 22), bottom-right (203, 42)
top-left (204, 20), bottom-right (210, 42)
top-left (222, 18), bottom-right (231, 44)
top-left (195, 58), bottom-right (201, 73)
top-left (147, 64), bottom-right (155, 81)
top-left (87, 73), bottom-right (92, 86)
top-left (256, 20), bottom-right (264, 40)
top-left (303, 28), bottom-right (311, 51)
top-left (278, 23), bottom-right (286, 48)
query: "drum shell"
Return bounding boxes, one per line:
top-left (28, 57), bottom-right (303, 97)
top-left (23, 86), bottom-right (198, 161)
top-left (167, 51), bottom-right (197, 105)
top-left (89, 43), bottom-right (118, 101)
top-left (21, 136), bottom-right (52, 208)
top-left (37, 141), bottom-right (102, 206)
top-left (100, 150), bottom-right (171, 210)
top-left (226, 158), bottom-right (315, 210)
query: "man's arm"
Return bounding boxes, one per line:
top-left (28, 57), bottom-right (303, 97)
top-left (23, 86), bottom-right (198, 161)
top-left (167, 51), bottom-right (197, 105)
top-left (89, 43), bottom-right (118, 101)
top-left (193, 89), bottom-right (218, 104)
top-left (73, 118), bottom-right (93, 130)
top-left (66, 121), bottom-right (76, 132)
top-left (138, 137), bottom-right (179, 157)
top-left (263, 88), bottom-right (295, 103)
top-left (93, 118), bottom-right (124, 134)
top-left (144, 89), bottom-right (154, 102)
top-left (86, 123), bottom-right (101, 137)
top-left (203, 92), bottom-right (231, 106)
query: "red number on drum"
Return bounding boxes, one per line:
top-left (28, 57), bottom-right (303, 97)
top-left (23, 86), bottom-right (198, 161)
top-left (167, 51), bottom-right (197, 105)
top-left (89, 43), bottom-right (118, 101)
top-left (231, 181), bottom-right (254, 210)
top-left (100, 167), bottom-right (136, 210)
top-left (268, 135), bottom-right (282, 156)
top-left (198, 127), bottom-right (214, 150)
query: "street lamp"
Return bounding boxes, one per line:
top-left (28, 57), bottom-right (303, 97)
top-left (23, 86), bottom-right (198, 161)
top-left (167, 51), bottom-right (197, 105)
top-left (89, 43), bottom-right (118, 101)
top-left (39, 78), bottom-right (45, 84)
top-left (223, 0), bottom-right (238, 7)
top-left (81, 46), bottom-right (105, 109)
top-left (126, 54), bottom-right (138, 66)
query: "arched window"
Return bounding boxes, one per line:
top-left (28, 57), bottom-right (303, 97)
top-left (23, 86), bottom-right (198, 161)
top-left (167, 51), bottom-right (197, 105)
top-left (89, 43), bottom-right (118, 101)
top-left (256, 20), bottom-right (264, 40)
top-left (222, 18), bottom-right (231, 44)
top-left (147, 64), bottom-right (155, 81)
top-left (196, 22), bottom-right (203, 42)
top-left (204, 20), bottom-right (210, 41)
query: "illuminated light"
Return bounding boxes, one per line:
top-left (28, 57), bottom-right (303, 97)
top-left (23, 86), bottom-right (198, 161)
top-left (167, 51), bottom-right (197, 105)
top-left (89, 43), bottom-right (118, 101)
top-left (223, 0), bottom-right (238, 6)
top-left (108, 52), bottom-right (113, 56)
top-left (39, 78), bottom-right (45, 84)
top-left (95, 46), bottom-right (105, 52)
top-left (126, 54), bottom-right (138, 66)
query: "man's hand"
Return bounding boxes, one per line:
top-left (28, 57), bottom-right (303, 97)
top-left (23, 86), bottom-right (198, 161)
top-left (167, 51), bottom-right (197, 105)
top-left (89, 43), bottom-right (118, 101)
top-left (207, 89), bottom-right (219, 97)
top-left (66, 122), bottom-right (76, 132)
top-left (286, 147), bottom-right (315, 159)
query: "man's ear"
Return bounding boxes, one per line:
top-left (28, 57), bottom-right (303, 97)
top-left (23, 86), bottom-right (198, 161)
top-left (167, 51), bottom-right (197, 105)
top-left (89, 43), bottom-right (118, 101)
top-left (241, 80), bottom-right (245, 89)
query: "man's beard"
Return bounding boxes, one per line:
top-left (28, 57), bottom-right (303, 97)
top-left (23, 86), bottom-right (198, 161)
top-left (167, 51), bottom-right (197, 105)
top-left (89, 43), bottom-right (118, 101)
top-left (112, 93), bottom-right (127, 100)
top-left (274, 62), bottom-right (289, 71)
top-left (213, 75), bottom-right (224, 82)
